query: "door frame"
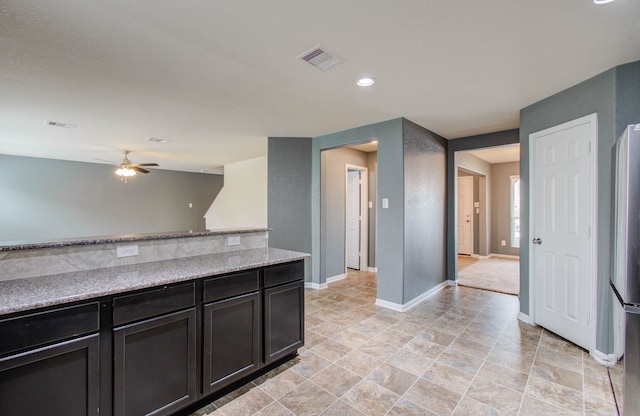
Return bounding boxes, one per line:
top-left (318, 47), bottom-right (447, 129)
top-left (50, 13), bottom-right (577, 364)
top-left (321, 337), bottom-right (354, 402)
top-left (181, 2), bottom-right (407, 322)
top-left (457, 175), bottom-right (474, 256)
top-left (345, 164), bottom-right (368, 273)
top-left (528, 113), bottom-right (598, 351)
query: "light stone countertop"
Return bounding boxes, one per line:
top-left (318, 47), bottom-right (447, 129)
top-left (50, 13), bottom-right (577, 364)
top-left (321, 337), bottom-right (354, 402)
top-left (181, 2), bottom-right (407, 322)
top-left (0, 247), bottom-right (308, 316)
top-left (0, 228), bottom-right (270, 251)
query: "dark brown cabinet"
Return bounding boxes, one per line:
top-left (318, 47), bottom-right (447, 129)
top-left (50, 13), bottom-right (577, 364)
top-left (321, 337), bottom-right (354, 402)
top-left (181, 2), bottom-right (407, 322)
top-left (112, 284), bottom-right (197, 416)
top-left (0, 303), bottom-right (100, 416)
top-left (0, 259), bottom-right (305, 416)
top-left (263, 262), bottom-right (305, 364)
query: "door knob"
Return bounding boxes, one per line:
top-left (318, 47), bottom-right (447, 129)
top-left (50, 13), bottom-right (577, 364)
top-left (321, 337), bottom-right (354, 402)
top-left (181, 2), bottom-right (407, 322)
top-left (532, 238), bottom-right (542, 245)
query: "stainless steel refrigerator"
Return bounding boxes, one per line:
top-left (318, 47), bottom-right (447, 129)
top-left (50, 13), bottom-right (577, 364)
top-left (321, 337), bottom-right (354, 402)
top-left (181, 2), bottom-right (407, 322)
top-left (610, 123), bottom-right (640, 416)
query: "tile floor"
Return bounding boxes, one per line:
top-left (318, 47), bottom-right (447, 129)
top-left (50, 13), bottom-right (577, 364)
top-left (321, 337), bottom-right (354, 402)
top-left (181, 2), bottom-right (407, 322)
top-left (191, 270), bottom-right (623, 416)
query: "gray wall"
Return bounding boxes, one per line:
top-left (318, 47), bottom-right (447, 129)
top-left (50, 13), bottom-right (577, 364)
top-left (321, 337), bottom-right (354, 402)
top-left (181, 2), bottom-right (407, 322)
top-left (489, 162), bottom-right (520, 256)
top-left (320, 147), bottom-right (369, 279)
top-left (519, 60), bottom-right (640, 354)
top-left (447, 130), bottom-right (519, 280)
top-left (402, 119), bottom-right (447, 303)
top-left (313, 118), bottom-right (405, 303)
top-left (368, 152), bottom-right (378, 268)
top-left (267, 137), bottom-right (313, 280)
top-left (0, 154), bottom-right (223, 242)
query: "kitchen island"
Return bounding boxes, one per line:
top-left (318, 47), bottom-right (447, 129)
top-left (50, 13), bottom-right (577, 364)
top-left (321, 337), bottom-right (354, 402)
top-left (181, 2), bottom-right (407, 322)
top-left (0, 229), bottom-right (308, 416)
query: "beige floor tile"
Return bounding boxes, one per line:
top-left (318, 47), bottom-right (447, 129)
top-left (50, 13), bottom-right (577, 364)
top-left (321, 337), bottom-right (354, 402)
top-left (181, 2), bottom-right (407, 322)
top-left (526, 376), bottom-right (583, 412)
top-left (253, 401), bottom-right (295, 416)
top-left (310, 364), bottom-right (363, 397)
top-left (466, 380), bottom-right (522, 414)
top-left (217, 387), bottom-right (273, 416)
top-left (336, 349), bottom-right (383, 378)
top-left (584, 374), bottom-right (615, 403)
top-left (584, 395), bottom-right (619, 416)
top-left (405, 336), bottom-right (447, 359)
top-left (422, 361), bottom-right (474, 395)
top-left (319, 399), bottom-right (366, 416)
top-left (289, 350), bottom-right (332, 378)
top-left (436, 349), bottom-right (484, 376)
top-left (414, 328), bottom-right (457, 347)
top-left (257, 369), bottom-right (307, 400)
top-left (371, 328), bottom-right (415, 348)
top-left (341, 378), bottom-right (400, 416)
top-left (519, 395), bottom-right (581, 416)
top-left (332, 328), bottom-right (371, 349)
top-left (476, 361), bottom-right (529, 393)
top-left (535, 347), bottom-right (583, 373)
top-left (357, 339), bottom-right (399, 361)
top-left (386, 347), bottom-right (434, 376)
top-left (310, 339), bottom-right (353, 362)
top-left (452, 396), bottom-right (502, 416)
top-left (387, 398), bottom-right (438, 416)
top-left (278, 381), bottom-right (337, 416)
top-left (445, 337), bottom-right (493, 359)
top-left (531, 361), bottom-right (582, 392)
top-left (366, 362), bottom-right (417, 395)
top-left (486, 347), bottom-right (534, 374)
top-left (404, 378), bottom-right (461, 416)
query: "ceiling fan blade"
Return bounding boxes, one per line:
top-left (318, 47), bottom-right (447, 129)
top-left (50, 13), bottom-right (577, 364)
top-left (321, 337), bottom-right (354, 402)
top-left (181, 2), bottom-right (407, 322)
top-left (132, 167), bottom-right (150, 174)
top-left (132, 163), bottom-right (159, 167)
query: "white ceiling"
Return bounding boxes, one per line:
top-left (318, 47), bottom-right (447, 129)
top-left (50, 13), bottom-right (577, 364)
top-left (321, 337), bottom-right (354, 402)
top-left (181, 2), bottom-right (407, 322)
top-left (468, 144), bottom-right (520, 164)
top-left (1, 0), bottom-right (639, 173)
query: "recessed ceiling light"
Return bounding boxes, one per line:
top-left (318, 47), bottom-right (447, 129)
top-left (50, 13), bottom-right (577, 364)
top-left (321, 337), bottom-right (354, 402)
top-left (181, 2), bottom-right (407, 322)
top-left (146, 137), bottom-right (170, 143)
top-left (356, 77), bottom-right (375, 87)
top-left (594, 0), bottom-right (615, 3)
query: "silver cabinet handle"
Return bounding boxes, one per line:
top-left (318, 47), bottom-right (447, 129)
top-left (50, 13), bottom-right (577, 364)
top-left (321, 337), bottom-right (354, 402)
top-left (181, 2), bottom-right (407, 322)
top-left (532, 238), bottom-right (542, 245)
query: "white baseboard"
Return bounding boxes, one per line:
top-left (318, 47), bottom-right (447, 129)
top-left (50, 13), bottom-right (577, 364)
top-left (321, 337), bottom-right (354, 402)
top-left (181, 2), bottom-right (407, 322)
top-left (375, 281), bottom-right (447, 312)
top-left (326, 274), bottom-right (346, 284)
top-left (447, 280), bottom-right (457, 286)
top-left (367, 267), bottom-right (377, 272)
top-left (489, 253), bottom-right (520, 260)
top-left (305, 282), bottom-right (328, 290)
top-left (470, 254), bottom-right (490, 259)
top-left (591, 349), bottom-right (618, 367)
top-left (518, 312), bottom-right (534, 325)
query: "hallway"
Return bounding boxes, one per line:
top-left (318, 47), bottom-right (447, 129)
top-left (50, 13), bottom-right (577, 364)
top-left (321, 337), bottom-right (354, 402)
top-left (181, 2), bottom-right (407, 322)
top-left (192, 270), bottom-right (622, 415)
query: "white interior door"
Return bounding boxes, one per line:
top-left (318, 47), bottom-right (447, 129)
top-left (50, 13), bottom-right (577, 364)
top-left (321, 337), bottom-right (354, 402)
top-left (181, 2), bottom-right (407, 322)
top-left (458, 176), bottom-right (473, 255)
top-left (347, 170), bottom-right (361, 269)
top-left (531, 114), bottom-right (596, 350)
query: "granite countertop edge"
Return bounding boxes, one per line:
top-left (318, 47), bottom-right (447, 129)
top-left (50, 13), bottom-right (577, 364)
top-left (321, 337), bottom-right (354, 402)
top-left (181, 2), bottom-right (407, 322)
top-left (0, 228), bottom-right (271, 252)
top-left (0, 247), bottom-right (309, 316)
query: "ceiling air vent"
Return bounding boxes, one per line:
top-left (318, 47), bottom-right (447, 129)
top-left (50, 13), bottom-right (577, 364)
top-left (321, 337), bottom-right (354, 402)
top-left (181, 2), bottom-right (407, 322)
top-left (297, 45), bottom-right (342, 71)
top-left (45, 120), bottom-right (76, 129)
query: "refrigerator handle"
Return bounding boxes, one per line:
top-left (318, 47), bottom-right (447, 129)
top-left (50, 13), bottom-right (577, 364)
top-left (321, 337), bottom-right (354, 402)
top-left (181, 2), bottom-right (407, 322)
top-left (625, 304), bottom-right (640, 314)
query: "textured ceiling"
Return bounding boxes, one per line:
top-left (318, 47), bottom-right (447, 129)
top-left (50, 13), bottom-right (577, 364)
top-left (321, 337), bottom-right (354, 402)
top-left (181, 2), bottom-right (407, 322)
top-left (1, 0), bottom-right (639, 172)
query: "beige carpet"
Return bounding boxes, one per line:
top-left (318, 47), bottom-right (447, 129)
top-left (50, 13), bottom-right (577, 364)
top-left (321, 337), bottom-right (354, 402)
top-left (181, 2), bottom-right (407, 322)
top-left (457, 257), bottom-right (519, 296)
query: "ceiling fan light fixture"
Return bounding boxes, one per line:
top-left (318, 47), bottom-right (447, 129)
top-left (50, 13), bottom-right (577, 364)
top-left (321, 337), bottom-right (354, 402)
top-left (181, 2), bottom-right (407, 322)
top-left (115, 166), bottom-right (136, 177)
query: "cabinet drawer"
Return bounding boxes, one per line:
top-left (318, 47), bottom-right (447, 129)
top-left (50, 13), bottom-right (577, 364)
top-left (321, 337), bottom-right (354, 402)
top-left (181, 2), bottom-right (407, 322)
top-left (0, 302), bottom-right (99, 357)
top-left (113, 282), bottom-right (195, 326)
top-left (263, 261), bottom-right (304, 288)
top-left (204, 270), bottom-right (259, 303)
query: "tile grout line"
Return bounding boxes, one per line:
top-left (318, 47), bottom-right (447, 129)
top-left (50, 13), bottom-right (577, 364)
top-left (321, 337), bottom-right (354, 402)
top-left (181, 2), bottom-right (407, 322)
top-left (515, 325), bottom-right (542, 415)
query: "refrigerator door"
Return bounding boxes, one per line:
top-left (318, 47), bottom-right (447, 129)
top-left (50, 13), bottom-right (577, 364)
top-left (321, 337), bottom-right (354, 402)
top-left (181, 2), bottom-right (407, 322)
top-left (625, 125), bottom-right (640, 305)
top-left (625, 310), bottom-right (640, 415)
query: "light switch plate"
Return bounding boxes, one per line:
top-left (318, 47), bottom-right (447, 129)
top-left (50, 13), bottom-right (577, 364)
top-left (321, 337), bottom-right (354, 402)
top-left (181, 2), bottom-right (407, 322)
top-left (116, 244), bottom-right (139, 258)
top-left (227, 236), bottom-right (241, 246)
top-left (382, 198), bottom-right (389, 209)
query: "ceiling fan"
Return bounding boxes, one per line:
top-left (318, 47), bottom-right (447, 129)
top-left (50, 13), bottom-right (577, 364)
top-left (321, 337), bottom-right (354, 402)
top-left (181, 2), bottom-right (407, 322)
top-left (97, 150), bottom-right (159, 182)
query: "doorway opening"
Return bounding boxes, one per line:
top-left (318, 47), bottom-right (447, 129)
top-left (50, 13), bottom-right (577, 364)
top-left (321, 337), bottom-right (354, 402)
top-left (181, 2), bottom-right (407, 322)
top-left (454, 144), bottom-right (520, 296)
top-left (320, 141), bottom-right (378, 288)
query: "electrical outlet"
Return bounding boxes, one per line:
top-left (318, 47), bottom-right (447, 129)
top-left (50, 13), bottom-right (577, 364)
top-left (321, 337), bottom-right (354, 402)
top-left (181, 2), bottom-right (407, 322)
top-left (227, 236), bottom-right (241, 246)
top-left (501, 240), bottom-right (506, 246)
top-left (116, 244), bottom-right (139, 258)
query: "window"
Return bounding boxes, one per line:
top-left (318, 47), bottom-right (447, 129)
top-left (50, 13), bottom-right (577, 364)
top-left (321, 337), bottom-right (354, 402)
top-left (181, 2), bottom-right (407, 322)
top-left (510, 175), bottom-right (520, 248)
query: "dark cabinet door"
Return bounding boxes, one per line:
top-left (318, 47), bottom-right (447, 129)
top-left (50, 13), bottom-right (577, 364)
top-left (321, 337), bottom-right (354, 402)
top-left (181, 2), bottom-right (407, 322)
top-left (113, 308), bottom-right (197, 416)
top-left (203, 292), bottom-right (261, 394)
top-left (263, 280), bottom-right (304, 364)
top-left (0, 334), bottom-right (100, 416)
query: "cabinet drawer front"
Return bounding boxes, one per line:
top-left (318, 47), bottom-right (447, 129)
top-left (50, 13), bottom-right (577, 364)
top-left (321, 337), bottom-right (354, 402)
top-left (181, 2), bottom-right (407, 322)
top-left (204, 270), bottom-right (259, 303)
top-left (0, 302), bottom-right (99, 357)
top-left (263, 261), bottom-right (304, 288)
top-left (113, 282), bottom-right (195, 326)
